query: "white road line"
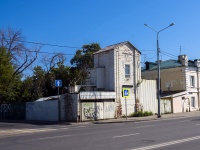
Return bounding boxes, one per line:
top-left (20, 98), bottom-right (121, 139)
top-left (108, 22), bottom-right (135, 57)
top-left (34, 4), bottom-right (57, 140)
top-left (132, 136), bottom-right (200, 150)
top-left (196, 124), bottom-right (200, 125)
top-left (0, 128), bottom-right (57, 136)
top-left (179, 120), bottom-right (189, 122)
top-left (113, 133), bottom-right (140, 138)
top-left (39, 135), bottom-right (71, 140)
top-left (72, 126), bottom-right (86, 128)
top-left (136, 125), bottom-right (154, 128)
top-left (59, 128), bottom-right (69, 130)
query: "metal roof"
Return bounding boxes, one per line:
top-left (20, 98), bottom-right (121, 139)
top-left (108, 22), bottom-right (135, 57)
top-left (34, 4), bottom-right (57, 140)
top-left (143, 59), bottom-right (196, 71)
top-left (93, 41), bottom-right (141, 55)
top-left (150, 60), bottom-right (182, 70)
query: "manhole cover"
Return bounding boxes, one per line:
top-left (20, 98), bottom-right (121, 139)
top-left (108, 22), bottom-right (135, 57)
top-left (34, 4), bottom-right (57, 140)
top-left (141, 140), bottom-right (155, 143)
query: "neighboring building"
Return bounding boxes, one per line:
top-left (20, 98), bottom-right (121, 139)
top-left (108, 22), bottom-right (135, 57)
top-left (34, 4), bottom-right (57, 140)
top-left (87, 41), bottom-right (157, 116)
top-left (142, 54), bottom-right (200, 113)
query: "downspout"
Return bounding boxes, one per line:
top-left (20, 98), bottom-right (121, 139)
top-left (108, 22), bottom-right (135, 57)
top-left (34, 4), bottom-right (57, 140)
top-left (115, 51), bottom-right (118, 100)
top-left (134, 49), bottom-right (137, 112)
top-left (197, 67), bottom-right (200, 110)
top-left (117, 50), bottom-right (120, 117)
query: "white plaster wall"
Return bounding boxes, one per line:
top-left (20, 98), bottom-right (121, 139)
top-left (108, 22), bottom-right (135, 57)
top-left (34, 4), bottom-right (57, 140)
top-left (173, 97), bottom-right (183, 113)
top-left (81, 101), bottom-right (115, 121)
top-left (160, 100), bottom-right (172, 114)
top-left (94, 50), bottom-right (115, 90)
top-left (81, 102), bottom-right (103, 121)
top-left (103, 102), bottom-right (115, 118)
top-left (26, 100), bottom-right (59, 121)
top-left (121, 97), bottom-right (135, 115)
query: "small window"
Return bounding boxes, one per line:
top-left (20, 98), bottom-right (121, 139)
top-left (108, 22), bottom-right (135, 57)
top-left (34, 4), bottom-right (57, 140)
top-left (191, 97), bottom-right (195, 108)
top-left (125, 64), bottom-right (130, 78)
top-left (190, 76), bottom-right (195, 87)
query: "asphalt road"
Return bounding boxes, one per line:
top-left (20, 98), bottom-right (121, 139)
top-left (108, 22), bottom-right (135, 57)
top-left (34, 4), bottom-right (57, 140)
top-left (1, 116), bottom-right (200, 150)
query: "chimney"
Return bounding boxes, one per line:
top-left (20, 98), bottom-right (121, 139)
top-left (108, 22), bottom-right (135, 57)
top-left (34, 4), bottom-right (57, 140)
top-left (194, 59), bottom-right (200, 67)
top-left (178, 55), bottom-right (188, 66)
top-left (145, 61), bottom-right (156, 70)
top-left (145, 62), bottom-right (150, 70)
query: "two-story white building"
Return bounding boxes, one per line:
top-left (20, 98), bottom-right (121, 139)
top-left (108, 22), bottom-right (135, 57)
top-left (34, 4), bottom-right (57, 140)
top-left (142, 54), bottom-right (200, 113)
top-left (87, 41), bottom-right (157, 116)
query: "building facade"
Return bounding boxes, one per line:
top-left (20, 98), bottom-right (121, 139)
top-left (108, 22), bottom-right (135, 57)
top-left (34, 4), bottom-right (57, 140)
top-left (142, 54), bottom-right (200, 113)
top-left (88, 41), bottom-right (152, 116)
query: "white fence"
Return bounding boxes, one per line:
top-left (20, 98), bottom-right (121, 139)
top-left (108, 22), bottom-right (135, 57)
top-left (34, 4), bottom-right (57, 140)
top-left (138, 80), bottom-right (157, 113)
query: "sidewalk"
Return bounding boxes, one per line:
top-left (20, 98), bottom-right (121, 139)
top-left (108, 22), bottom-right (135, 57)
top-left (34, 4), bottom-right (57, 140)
top-left (1, 111), bottom-right (200, 125)
top-left (89, 111), bottom-right (200, 124)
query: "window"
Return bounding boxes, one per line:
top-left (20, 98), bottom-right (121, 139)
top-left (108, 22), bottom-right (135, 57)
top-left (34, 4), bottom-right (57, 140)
top-left (191, 97), bottom-right (195, 108)
top-left (125, 64), bottom-right (130, 78)
top-left (190, 76), bottom-right (195, 87)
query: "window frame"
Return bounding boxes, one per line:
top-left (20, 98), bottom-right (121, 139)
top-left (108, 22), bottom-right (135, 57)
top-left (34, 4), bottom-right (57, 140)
top-left (125, 64), bottom-right (130, 78)
top-left (190, 76), bottom-right (195, 87)
top-left (191, 97), bottom-right (195, 108)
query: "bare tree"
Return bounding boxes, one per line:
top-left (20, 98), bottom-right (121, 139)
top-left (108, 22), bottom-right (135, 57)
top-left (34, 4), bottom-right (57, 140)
top-left (0, 27), bottom-right (40, 77)
top-left (41, 52), bottom-right (66, 73)
top-left (40, 53), bottom-right (66, 87)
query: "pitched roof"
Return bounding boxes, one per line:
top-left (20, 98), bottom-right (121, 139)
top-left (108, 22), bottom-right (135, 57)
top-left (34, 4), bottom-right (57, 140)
top-left (151, 60), bottom-right (182, 70)
top-left (144, 59), bottom-right (195, 71)
top-left (93, 41), bottom-right (141, 55)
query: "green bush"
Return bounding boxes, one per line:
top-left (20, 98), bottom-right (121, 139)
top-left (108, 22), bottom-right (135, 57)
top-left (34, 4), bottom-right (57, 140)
top-left (129, 111), bottom-right (153, 117)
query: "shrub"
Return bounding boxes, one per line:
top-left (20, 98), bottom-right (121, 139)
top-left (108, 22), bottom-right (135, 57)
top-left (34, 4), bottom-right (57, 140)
top-left (129, 111), bottom-right (153, 117)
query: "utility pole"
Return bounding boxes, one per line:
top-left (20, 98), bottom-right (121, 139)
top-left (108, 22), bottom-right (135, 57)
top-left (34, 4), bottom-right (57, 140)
top-left (144, 23), bottom-right (175, 118)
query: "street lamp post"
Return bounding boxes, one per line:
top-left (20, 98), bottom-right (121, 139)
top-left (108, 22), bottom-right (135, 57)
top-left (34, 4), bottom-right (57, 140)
top-left (144, 23), bottom-right (175, 118)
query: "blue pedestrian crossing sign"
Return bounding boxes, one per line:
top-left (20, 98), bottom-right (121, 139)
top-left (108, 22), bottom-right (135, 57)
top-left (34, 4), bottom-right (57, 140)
top-left (55, 80), bottom-right (62, 87)
top-left (122, 88), bottom-right (130, 98)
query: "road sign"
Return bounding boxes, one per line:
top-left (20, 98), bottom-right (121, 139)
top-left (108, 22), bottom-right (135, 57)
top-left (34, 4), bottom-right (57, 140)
top-left (122, 88), bottom-right (130, 98)
top-left (55, 80), bottom-right (62, 87)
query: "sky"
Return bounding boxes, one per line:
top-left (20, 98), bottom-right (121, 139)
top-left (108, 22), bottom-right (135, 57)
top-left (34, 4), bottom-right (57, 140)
top-left (1, 0), bottom-right (200, 70)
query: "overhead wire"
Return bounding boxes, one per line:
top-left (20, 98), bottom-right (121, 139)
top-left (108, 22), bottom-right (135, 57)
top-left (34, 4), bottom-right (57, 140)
top-left (2, 38), bottom-right (83, 55)
top-left (20, 40), bottom-right (80, 48)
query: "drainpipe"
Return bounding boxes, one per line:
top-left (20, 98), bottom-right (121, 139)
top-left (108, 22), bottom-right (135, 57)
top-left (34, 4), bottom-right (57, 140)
top-left (133, 49), bottom-right (137, 112)
top-left (115, 51), bottom-right (119, 102)
top-left (197, 67), bottom-right (200, 110)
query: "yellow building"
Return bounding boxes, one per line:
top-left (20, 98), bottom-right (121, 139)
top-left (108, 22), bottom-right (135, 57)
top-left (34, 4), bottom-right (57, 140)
top-left (142, 55), bottom-right (200, 113)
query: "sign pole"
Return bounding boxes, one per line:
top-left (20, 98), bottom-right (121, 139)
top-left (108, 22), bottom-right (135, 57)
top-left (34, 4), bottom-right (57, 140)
top-left (55, 80), bottom-right (62, 121)
top-left (125, 97), bottom-right (127, 121)
top-left (58, 86), bottom-right (60, 121)
top-left (122, 88), bottom-right (129, 122)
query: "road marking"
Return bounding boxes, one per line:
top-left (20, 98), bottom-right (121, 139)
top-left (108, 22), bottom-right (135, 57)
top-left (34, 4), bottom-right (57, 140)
top-left (196, 124), bottom-right (200, 126)
top-left (59, 128), bottom-right (69, 130)
top-left (132, 136), bottom-right (200, 150)
top-left (179, 120), bottom-right (189, 122)
top-left (113, 133), bottom-right (140, 138)
top-left (72, 126), bottom-right (86, 128)
top-left (0, 128), bottom-right (57, 136)
top-left (39, 135), bottom-right (71, 140)
top-left (136, 125), bottom-right (154, 128)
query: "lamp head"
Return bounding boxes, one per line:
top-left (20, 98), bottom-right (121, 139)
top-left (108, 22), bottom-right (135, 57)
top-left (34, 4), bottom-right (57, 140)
top-left (144, 24), bottom-right (147, 26)
top-left (170, 23), bottom-right (175, 26)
